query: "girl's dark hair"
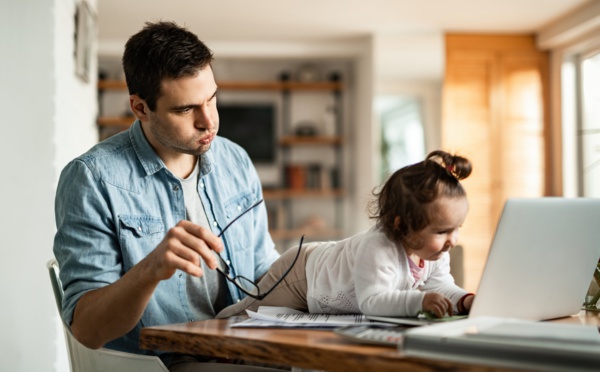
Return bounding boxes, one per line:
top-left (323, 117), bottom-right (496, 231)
top-left (122, 21), bottom-right (214, 111)
top-left (368, 150), bottom-right (472, 243)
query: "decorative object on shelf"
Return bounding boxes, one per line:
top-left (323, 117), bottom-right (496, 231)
top-left (285, 165), bottom-right (306, 190)
top-left (306, 164), bottom-right (322, 190)
top-left (98, 69), bottom-right (108, 81)
top-left (321, 104), bottom-right (337, 136)
top-left (327, 71), bottom-right (342, 82)
top-left (283, 164), bottom-right (330, 190)
top-left (296, 64), bottom-right (321, 82)
top-left (278, 71), bottom-right (291, 82)
top-left (329, 167), bottom-right (341, 189)
top-left (294, 121), bottom-right (318, 136)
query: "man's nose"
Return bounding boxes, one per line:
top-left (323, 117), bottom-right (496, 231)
top-left (195, 106), bottom-right (215, 130)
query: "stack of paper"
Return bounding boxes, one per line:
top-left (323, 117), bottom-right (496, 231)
top-left (401, 316), bottom-right (600, 371)
top-left (231, 306), bottom-right (390, 328)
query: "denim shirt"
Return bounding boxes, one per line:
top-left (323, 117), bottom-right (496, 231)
top-left (53, 120), bottom-right (279, 356)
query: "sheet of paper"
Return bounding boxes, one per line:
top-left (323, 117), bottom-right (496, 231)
top-left (230, 317), bottom-right (335, 328)
top-left (231, 306), bottom-right (391, 328)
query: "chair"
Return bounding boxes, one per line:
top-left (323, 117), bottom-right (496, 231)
top-left (48, 259), bottom-right (284, 372)
top-left (47, 259), bottom-right (169, 372)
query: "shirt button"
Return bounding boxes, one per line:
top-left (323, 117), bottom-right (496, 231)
top-left (237, 205), bottom-right (242, 211)
top-left (137, 226), bottom-right (142, 232)
top-left (226, 260), bottom-right (231, 265)
top-left (236, 299), bottom-right (241, 303)
top-left (173, 185), bottom-right (180, 191)
top-left (200, 182), bottom-right (204, 188)
top-left (213, 221), bottom-right (218, 226)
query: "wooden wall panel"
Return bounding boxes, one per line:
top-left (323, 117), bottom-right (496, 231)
top-left (443, 34), bottom-right (549, 292)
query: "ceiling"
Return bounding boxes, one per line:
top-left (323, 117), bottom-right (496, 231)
top-left (96, 0), bottom-right (592, 81)
top-left (97, 0), bottom-right (590, 44)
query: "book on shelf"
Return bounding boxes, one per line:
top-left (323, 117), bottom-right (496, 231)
top-left (285, 163), bottom-right (338, 190)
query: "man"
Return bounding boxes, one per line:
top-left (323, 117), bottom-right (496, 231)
top-left (53, 21), bottom-right (280, 369)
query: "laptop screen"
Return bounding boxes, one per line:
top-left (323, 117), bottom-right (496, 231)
top-left (469, 198), bottom-right (600, 320)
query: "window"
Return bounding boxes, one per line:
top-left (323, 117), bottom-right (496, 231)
top-left (561, 47), bottom-right (600, 197)
top-left (375, 95), bottom-right (425, 182)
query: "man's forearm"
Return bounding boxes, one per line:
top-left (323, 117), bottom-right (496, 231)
top-left (70, 261), bottom-right (159, 349)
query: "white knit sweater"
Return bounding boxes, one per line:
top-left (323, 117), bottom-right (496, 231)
top-left (305, 226), bottom-right (468, 316)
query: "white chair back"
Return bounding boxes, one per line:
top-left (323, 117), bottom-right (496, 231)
top-left (47, 259), bottom-right (169, 372)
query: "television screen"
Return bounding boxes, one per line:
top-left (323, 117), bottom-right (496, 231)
top-left (217, 103), bottom-right (276, 164)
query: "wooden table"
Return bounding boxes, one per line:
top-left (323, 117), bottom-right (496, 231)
top-left (140, 311), bottom-right (600, 372)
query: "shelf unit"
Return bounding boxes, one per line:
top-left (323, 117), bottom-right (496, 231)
top-left (96, 79), bottom-right (346, 246)
top-left (275, 79), bottom-right (345, 246)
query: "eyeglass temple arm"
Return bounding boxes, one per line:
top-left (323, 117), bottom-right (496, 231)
top-left (217, 199), bottom-right (264, 238)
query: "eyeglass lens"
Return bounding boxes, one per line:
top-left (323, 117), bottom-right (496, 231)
top-left (214, 199), bottom-right (306, 300)
top-left (215, 254), bottom-right (260, 296)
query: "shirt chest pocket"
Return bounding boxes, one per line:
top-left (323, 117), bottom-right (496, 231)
top-left (118, 215), bottom-right (165, 269)
top-left (222, 193), bottom-right (257, 253)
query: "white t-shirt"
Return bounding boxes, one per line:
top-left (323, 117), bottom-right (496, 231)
top-left (305, 226), bottom-right (467, 316)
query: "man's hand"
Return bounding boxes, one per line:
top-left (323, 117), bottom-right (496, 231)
top-left (142, 220), bottom-right (224, 281)
top-left (422, 292), bottom-right (453, 318)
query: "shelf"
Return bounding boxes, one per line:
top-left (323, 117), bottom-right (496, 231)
top-left (263, 188), bottom-right (345, 199)
top-left (97, 116), bottom-right (135, 127)
top-left (217, 81), bottom-right (282, 90)
top-left (98, 80), bottom-right (128, 90)
top-left (279, 136), bottom-right (343, 146)
top-left (97, 80), bottom-right (343, 92)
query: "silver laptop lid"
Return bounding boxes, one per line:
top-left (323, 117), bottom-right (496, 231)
top-left (469, 198), bottom-right (600, 321)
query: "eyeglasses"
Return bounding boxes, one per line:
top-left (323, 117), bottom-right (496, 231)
top-left (215, 199), bottom-right (304, 300)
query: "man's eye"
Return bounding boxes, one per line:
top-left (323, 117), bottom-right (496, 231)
top-left (176, 107), bottom-right (192, 114)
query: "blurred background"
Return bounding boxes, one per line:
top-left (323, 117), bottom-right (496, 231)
top-left (2, 0), bottom-right (599, 370)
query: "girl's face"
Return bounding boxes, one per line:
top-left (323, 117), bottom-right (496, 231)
top-left (404, 196), bottom-right (469, 261)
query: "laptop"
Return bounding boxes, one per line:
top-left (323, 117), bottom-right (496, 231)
top-left (368, 197), bottom-right (600, 325)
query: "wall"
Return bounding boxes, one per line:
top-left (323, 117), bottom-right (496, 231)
top-left (0, 0), bottom-right (98, 371)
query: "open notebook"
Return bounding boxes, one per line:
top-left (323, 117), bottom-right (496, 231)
top-left (368, 197), bottom-right (600, 326)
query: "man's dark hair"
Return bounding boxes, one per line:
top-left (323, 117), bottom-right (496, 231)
top-left (122, 21), bottom-right (214, 111)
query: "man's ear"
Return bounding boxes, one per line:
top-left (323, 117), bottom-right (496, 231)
top-left (129, 95), bottom-right (150, 121)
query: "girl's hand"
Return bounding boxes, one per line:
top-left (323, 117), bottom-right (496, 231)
top-left (422, 292), bottom-right (453, 318)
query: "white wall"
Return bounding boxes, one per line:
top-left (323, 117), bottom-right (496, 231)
top-left (0, 0), bottom-right (98, 371)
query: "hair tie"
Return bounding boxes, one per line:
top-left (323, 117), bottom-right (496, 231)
top-left (446, 164), bottom-right (454, 172)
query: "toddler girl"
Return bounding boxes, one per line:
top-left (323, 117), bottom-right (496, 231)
top-left (217, 150), bottom-right (475, 318)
